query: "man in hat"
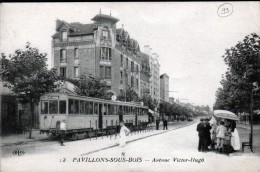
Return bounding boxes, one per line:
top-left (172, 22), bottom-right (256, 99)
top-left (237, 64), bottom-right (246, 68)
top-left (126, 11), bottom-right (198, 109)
top-left (197, 118), bottom-right (207, 152)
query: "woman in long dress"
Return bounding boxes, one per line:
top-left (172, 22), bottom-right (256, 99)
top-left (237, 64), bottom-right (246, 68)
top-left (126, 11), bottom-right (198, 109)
top-left (119, 121), bottom-right (130, 157)
top-left (230, 121), bottom-right (241, 151)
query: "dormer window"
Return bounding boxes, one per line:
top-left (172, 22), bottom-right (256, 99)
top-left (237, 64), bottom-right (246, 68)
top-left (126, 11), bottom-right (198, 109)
top-left (61, 31), bottom-right (67, 41)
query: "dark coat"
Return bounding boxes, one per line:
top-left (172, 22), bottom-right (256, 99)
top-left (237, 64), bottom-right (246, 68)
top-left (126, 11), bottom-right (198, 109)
top-left (197, 123), bottom-right (206, 137)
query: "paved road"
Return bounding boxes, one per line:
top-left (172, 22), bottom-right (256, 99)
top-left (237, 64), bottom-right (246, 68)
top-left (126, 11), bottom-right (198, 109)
top-left (2, 122), bottom-right (260, 172)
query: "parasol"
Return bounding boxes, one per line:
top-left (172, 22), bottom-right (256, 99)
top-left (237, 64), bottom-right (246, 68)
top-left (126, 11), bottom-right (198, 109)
top-left (213, 110), bottom-right (239, 121)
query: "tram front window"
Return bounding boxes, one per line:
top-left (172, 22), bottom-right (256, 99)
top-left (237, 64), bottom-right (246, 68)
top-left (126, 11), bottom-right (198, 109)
top-left (59, 100), bottom-right (66, 114)
top-left (69, 99), bottom-right (74, 114)
top-left (49, 100), bottom-right (58, 114)
top-left (41, 101), bottom-right (48, 114)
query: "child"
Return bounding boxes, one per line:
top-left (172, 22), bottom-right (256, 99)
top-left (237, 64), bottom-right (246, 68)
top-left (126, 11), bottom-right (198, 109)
top-left (216, 121), bottom-right (227, 152)
top-left (119, 121), bottom-right (130, 157)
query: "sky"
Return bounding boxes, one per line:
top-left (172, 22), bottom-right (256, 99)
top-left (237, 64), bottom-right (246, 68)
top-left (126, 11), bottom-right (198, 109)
top-left (1, 2), bottom-right (260, 108)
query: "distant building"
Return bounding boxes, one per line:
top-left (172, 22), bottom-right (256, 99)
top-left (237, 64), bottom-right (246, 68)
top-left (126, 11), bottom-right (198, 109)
top-left (160, 73), bottom-right (169, 102)
top-left (52, 12), bottom-right (142, 97)
top-left (143, 45), bottom-right (160, 104)
top-left (139, 52), bottom-right (151, 97)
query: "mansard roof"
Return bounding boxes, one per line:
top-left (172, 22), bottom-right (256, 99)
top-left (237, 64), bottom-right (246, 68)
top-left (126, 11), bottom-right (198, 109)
top-left (53, 19), bottom-right (96, 38)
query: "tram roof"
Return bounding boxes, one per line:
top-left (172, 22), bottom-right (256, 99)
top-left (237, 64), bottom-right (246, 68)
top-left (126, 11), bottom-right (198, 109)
top-left (41, 92), bottom-right (148, 108)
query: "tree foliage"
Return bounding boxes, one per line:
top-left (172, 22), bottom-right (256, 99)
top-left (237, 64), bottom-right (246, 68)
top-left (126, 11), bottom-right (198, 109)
top-left (1, 43), bottom-right (60, 137)
top-left (66, 75), bottom-right (112, 99)
top-left (141, 94), bottom-right (156, 110)
top-left (214, 33), bottom-right (260, 113)
top-left (117, 86), bottom-right (140, 102)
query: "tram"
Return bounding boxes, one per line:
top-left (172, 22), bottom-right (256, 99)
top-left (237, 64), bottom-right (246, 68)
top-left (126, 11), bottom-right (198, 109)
top-left (39, 92), bottom-right (149, 139)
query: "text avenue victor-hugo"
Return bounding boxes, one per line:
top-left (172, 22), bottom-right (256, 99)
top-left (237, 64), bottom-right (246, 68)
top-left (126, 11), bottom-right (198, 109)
top-left (65, 157), bottom-right (204, 163)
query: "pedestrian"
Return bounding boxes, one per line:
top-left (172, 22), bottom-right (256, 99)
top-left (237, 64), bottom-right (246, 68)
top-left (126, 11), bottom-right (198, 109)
top-left (119, 121), bottom-right (130, 157)
top-left (60, 120), bottom-right (66, 146)
top-left (163, 116), bottom-right (168, 130)
top-left (156, 117), bottom-right (160, 130)
top-left (197, 118), bottom-right (207, 152)
top-left (205, 118), bottom-right (212, 150)
top-left (216, 121), bottom-right (227, 152)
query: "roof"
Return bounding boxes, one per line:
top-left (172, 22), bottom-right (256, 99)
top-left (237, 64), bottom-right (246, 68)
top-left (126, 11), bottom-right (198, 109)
top-left (53, 21), bottom-right (96, 38)
top-left (91, 14), bottom-right (119, 23)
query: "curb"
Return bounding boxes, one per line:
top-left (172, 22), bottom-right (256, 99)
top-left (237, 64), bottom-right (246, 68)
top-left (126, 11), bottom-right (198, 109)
top-left (80, 121), bottom-right (197, 156)
top-left (0, 121), bottom-right (177, 147)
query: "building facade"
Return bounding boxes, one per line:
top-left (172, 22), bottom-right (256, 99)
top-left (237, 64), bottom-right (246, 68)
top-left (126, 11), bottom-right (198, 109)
top-left (143, 45), bottom-right (160, 104)
top-left (160, 73), bottom-right (169, 102)
top-left (139, 52), bottom-right (151, 97)
top-left (52, 13), bottom-right (142, 97)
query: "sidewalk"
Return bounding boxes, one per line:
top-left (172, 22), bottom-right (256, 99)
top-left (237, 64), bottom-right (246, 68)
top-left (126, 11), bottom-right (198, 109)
top-left (1, 129), bottom-right (47, 147)
top-left (0, 121), bottom-right (186, 147)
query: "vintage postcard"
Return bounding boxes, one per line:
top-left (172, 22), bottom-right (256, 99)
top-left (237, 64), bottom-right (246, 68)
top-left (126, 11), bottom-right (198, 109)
top-left (1, 2), bottom-right (260, 172)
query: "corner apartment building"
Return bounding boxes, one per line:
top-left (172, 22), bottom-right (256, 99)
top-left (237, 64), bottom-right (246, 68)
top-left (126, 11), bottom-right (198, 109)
top-left (160, 73), bottom-right (169, 102)
top-left (52, 13), bottom-right (141, 97)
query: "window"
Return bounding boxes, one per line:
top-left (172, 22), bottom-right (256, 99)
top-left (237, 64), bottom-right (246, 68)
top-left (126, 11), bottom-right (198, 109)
top-left (41, 101), bottom-right (48, 114)
top-left (100, 47), bottom-right (111, 60)
top-left (105, 67), bottom-right (111, 79)
top-left (49, 100), bottom-right (58, 114)
top-left (131, 61), bottom-right (134, 72)
top-left (74, 48), bottom-right (79, 59)
top-left (74, 100), bottom-right (79, 114)
top-left (79, 101), bottom-right (85, 114)
top-left (74, 67), bottom-right (79, 77)
top-left (61, 31), bottom-right (67, 41)
top-left (136, 79), bottom-right (139, 88)
top-left (60, 67), bottom-right (66, 78)
top-left (69, 99), bottom-right (74, 114)
top-left (102, 30), bottom-right (108, 39)
top-left (136, 65), bottom-right (139, 72)
top-left (126, 58), bottom-right (128, 69)
top-left (100, 66), bottom-right (111, 79)
top-left (120, 55), bottom-right (123, 67)
top-left (120, 71), bottom-right (123, 84)
top-left (69, 99), bottom-right (79, 114)
top-left (59, 101), bottom-right (66, 114)
top-left (103, 104), bottom-right (107, 115)
top-left (60, 49), bottom-right (66, 63)
top-left (131, 76), bottom-right (134, 87)
top-left (88, 102), bottom-right (93, 114)
top-left (94, 103), bottom-right (98, 115)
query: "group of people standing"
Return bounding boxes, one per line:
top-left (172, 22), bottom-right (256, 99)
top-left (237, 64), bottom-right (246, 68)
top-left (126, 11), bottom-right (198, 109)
top-left (197, 117), bottom-right (240, 153)
top-left (196, 118), bottom-right (212, 152)
top-left (155, 116), bottom-right (168, 130)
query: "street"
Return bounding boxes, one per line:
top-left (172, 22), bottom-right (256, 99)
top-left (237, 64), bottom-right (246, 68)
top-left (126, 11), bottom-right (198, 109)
top-left (2, 122), bottom-right (260, 172)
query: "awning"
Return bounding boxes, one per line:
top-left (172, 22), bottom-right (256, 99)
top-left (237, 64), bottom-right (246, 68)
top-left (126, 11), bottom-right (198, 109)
top-left (148, 109), bottom-right (154, 114)
top-left (213, 110), bottom-right (239, 121)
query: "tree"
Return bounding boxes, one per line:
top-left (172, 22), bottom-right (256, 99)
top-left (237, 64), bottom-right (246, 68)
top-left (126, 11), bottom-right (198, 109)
top-left (66, 75), bottom-right (111, 99)
top-left (1, 43), bottom-right (60, 138)
top-left (214, 33), bottom-right (260, 113)
top-left (117, 86), bottom-right (140, 102)
top-left (141, 94), bottom-right (156, 110)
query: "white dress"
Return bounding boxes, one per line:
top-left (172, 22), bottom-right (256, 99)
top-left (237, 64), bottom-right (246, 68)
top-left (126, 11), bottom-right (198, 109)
top-left (231, 128), bottom-right (241, 150)
top-left (119, 126), bottom-right (130, 147)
